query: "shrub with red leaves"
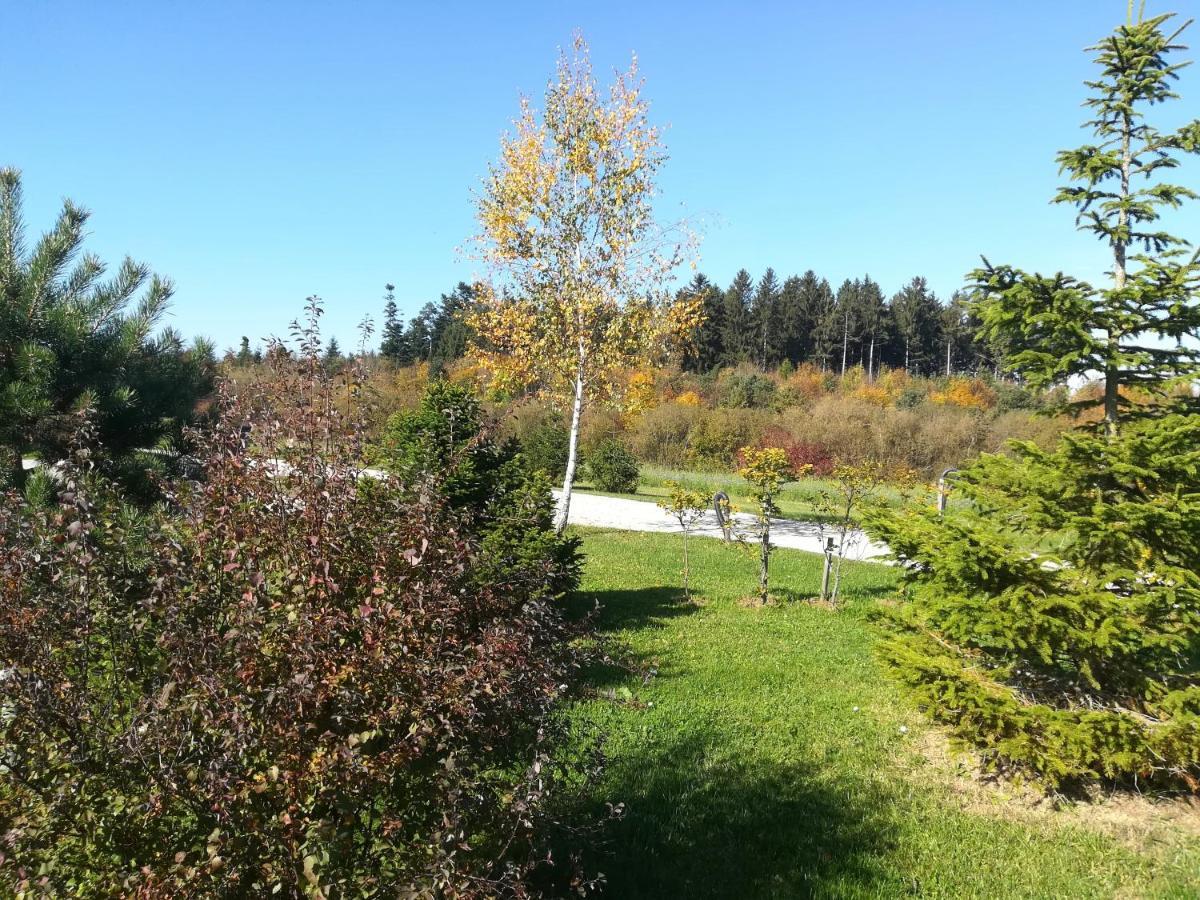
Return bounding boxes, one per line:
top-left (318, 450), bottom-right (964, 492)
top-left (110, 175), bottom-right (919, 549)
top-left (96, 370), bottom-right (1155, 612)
top-left (751, 426), bottom-right (835, 477)
top-left (0, 304), bottom-right (599, 898)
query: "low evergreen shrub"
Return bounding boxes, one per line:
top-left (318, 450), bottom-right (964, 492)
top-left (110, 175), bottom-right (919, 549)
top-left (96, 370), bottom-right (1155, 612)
top-left (867, 415), bottom-right (1200, 790)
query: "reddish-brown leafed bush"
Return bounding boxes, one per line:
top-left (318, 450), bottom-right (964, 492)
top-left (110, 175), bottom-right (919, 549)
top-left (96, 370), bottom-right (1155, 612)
top-left (754, 425), bottom-right (835, 476)
top-left (0, 308), bottom-right (597, 897)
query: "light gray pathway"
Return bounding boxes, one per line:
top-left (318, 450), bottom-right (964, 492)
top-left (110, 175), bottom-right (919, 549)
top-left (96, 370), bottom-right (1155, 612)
top-left (556, 490), bottom-right (890, 561)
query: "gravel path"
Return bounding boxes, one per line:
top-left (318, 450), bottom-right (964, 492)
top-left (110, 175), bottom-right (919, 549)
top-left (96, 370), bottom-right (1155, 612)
top-left (557, 490), bottom-right (890, 561)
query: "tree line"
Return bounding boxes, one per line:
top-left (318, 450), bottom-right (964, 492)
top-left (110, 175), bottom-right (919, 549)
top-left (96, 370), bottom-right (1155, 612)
top-left (331, 269), bottom-right (1004, 382)
top-left (681, 269), bottom-right (997, 377)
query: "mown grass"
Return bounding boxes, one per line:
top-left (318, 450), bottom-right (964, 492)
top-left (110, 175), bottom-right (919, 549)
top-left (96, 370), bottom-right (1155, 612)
top-left (558, 528), bottom-right (1200, 899)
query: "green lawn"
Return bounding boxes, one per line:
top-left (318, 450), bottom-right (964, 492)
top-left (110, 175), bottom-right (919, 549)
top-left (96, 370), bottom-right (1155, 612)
top-left (575, 463), bottom-right (921, 524)
top-left (558, 528), bottom-right (1200, 899)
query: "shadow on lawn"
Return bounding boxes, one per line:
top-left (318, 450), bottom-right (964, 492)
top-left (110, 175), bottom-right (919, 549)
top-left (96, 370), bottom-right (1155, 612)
top-left (568, 736), bottom-right (896, 899)
top-left (572, 585), bottom-right (701, 633)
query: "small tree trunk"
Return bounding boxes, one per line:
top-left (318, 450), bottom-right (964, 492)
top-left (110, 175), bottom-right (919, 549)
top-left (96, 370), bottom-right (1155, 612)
top-left (554, 359), bottom-right (586, 534)
top-left (905, 339), bottom-right (910, 374)
top-left (758, 514), bottom-right (770, 604)
top-left (945, 338), bottom-right (951, 376)
top-left (869, 335), bottom-right (876, 381)
top-left (681, 530), bottom-right (690, 600)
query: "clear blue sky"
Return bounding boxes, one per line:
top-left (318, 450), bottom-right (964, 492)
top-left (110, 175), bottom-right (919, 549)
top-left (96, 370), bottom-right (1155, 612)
top-left (7, 1), bottom-right (1199, 351)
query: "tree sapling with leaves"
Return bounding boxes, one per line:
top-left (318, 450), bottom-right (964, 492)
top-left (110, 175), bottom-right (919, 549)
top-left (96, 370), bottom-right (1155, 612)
top-left (657, 481), bottom-right (710, 600)
top-left (737, 447), bottom-right (805, 605)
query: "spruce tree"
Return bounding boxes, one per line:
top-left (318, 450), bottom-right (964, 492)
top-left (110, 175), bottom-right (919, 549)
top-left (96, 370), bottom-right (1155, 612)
top-left (429, 282), bottom-right (477, 371)
top-left (939, 292), bottom-right (972, 376)
top-left (855, 276), bottom-right (889, 380)
top-left (751, 267), bottom-right (783, 368)
top-left (379, 284), bottom-right (406, 362)
top-left (778, 273), bottom-right (815, 367)
top-left (868, 9), bottom-right (1200, 791)
top-left (720, 269), bottom-right (754, 365)
top-left (810, 276), bottom-right (841, 371)
top-left (236, 336), bottom-right (254, 366)
top-left (972, 9), bottom-right (1200, 432)
top-left (834, 278), bottom-right (858, 375)
top-left (681, 273), bottom-right (724, 372)
top-left (891, 276), bottom-right (941, 374)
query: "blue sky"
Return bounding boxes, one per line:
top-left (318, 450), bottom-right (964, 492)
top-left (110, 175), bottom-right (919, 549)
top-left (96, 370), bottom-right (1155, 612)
top-left (7, 1), bottom-right (1199, 350)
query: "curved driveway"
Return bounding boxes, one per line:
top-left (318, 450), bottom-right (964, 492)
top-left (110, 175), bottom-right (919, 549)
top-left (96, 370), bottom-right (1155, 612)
top-left (558, 490), bottom-right (890, 561)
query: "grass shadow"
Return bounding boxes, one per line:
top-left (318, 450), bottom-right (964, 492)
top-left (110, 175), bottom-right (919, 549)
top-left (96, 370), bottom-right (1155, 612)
top-left (571, 585), bottom-right (701, 634)
top-left (559, 734), bottom-right (897, 898)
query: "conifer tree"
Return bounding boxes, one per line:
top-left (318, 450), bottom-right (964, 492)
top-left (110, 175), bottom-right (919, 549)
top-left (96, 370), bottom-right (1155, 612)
top-left (972, 8), bottom-right (1200, 433)
top-left (751, 267), bottom-right (783, 368)
top-left (379, 284), bottom-right (406, 362)
top-left (778, 273), bottom-right (815, 365)
top-left (810, 276), bottom-right (841, 371)
top-left (868, 9), bottom-right (1200, 791)
top-left (834, 278), bottom-right (858, 374)
top-left (940, 292), bottom-right (973, 375)
top-left (681, 273), bottom-right (724, 372)
top-left (235, 336), bottom-right (254, 366)
top-left (721, 269), bottom-right (755, 365)
top-left (855, 276), bottom-right (889, 380)
top-left (0, 168), bottom-right (214, 489)
top-left (891, 276), bottom-right (941, 374)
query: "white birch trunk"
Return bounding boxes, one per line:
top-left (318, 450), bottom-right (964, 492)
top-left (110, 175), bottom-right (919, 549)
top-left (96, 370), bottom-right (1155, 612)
top-left (554, 353), bottom-right (586, 534)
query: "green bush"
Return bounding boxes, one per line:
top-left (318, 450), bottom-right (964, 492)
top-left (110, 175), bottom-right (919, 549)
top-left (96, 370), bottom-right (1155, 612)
top-left (867, 415), bottom-right (1200, 790)
top-left (896, 385), bottom-right (927, 409)
top-left (718, 372), bottom-right (777, 409)
top-left (376, 380), bottom-right (580, 599)
top-left (522, 422), bottom-right (571, 479)
top-left (687, 407), bottom-right (768, 468)
top-left (586, 439), bottom-right (640, 492)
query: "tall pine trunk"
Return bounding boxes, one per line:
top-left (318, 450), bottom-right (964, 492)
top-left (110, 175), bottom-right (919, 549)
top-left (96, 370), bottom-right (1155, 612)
top-left (840, 310), bottom-right (849, 375)
top-left (554, 348), bottom-right (586, 534)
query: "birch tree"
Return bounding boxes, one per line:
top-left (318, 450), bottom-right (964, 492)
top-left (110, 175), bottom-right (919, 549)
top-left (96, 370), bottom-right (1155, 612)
top-left (471, 36), bottom-right (700, 532)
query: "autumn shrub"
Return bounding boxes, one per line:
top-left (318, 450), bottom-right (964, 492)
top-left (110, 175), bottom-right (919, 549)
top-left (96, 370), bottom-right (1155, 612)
top-left (0, 328), bottom-right (596, 896)
top-left (580, 407), bottom-right (627, 457)
top-left (627, 401), bottom-right (704, 466)
top-left (784, 363), bottom-right (830, 404)
top-left (717, 371), bottom-right (777, 409)
top-left (852, 383), bottom-right (892, 408)
top-left (754, 424), bottom-right (834, 476)
top-left (622, 370), bottom-right (659, 417)
top-left (686, 407), bottom-right (768, 468)
top-left (586, 439), bottom-right (640, 493)
top-left (930, 376), bottom-right (997, 411)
